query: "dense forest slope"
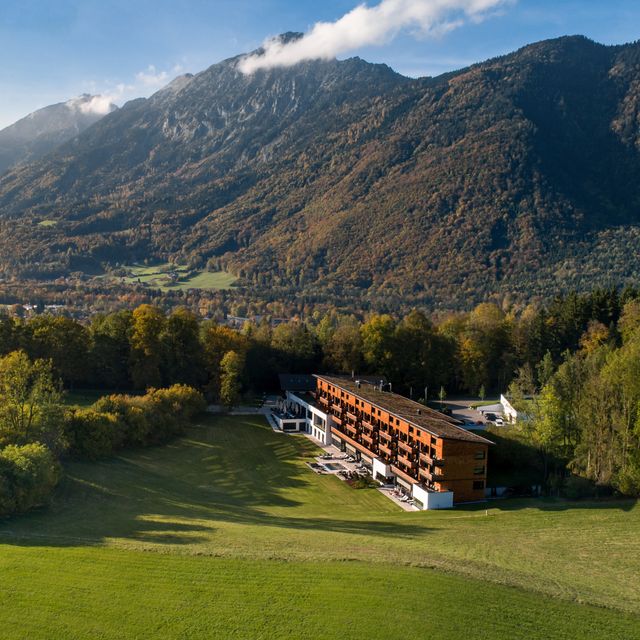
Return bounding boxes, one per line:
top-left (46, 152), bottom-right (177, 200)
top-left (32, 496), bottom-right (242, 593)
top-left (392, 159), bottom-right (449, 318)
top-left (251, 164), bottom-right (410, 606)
top-left (1, 35), bottom-right (640, 309)
top-left (0, 95), bottom-right (117, 175)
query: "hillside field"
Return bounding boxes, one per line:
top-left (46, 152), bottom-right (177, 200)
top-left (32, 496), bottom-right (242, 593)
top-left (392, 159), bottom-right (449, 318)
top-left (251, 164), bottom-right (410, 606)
top-left (0, 415), bottom-right (639, 639)
top-left (105, 263), bottom-right (237, 291)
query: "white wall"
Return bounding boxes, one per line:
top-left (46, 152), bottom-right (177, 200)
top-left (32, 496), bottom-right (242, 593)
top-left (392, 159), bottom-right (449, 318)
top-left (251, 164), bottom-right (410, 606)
top-left (286, 391), bottom-right (331, 445)
top-left (500, 394), bottom-right (518, 423)
top-left (372, 458), bottom-right (394, 482)
top-left (412, 484), bottom-right (453, 510)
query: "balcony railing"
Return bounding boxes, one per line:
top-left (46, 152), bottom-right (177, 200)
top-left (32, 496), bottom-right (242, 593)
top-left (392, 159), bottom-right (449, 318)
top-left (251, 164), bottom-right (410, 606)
top-left (379, 430), bottom-right (393, 443)
top-left (397, 454), bottom-right (415, 469)
top-left (419, 451), bottom-right (432, 465)
top-left (361, 433), bottom-right (375, 447)
top-left (346, 411), bottom-right (358, 422)
top-left (390, 464), bottom-right (417, 485)
top-left (361, 418), bottom-right (376, 430)
top-left (398, 440), bottom-right (414, 455)
top-left (361, 424), bottom-right (374, 436)
top-left (345, 423), bottom-right (358, 436)
top-left (419, 467), bottom-right (446, 483)
top-left (379, 443), bottom-right (393, 458)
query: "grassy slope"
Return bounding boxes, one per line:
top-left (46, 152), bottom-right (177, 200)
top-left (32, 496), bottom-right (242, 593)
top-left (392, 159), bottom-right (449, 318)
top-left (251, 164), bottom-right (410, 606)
top-left (113, 263), bottom-right (237, 291)
top-left (0, 415), bottom-right (638, 638)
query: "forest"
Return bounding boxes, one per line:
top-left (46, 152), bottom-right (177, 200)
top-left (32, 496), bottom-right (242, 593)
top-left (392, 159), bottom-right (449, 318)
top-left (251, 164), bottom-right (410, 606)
top-left (1, 285), bottom-right (640, 519)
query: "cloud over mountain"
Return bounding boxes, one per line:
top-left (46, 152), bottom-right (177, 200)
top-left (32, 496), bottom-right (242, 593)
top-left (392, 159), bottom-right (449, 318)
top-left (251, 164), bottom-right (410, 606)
top-left (239, 0), bottom-right (511, 73)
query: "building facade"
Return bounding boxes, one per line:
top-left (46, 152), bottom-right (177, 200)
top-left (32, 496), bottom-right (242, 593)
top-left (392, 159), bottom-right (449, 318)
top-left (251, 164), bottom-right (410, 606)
top-left (283, 375), bottom-right (492, 508)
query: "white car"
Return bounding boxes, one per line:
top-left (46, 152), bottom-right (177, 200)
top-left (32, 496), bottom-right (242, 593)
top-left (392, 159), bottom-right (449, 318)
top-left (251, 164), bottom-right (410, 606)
top-left (494, 418), bottom-right (505, 426)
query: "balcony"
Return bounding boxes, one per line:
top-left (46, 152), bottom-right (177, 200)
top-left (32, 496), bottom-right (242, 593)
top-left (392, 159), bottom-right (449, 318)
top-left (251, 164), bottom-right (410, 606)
top-left (397, 454), bottom-right (415, 469)
top-left (419, 467), bottom-right (433, 482)
top-left (361, 417), bottom-right (377, 431)
top-left (331, 414), bottom-right (343, 426)
top-left (346, 411), bottom-right (358, 422)
top-left (379, 430), bottom-right (393, 443)
top-left (419, 468), bottom-right (446, 483)
top-left (379, 443), bottom-right (393, 458)
top-left (398, 440), bottom-right (414, 455)
top-left (331, 427), bottom-right (376, 458)
top-left (390, 464), bottom-right (417, 485)
top-left (361, 432), bottom-right (375, 447)
top-left (345, 423), bottom-right (358, 436)
top-left (361, 424), bottom-right (375, 437)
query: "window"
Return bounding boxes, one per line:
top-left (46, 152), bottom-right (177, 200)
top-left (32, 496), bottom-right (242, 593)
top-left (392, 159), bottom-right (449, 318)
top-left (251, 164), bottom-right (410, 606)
top-left (474, 466), bottom-right (485, 475)
top-left (474, 450), bottom-right (486, 460)
top-left (473, 480), bottom-right (485, 490)
top-left (409, 427), bottom-right (414, 434)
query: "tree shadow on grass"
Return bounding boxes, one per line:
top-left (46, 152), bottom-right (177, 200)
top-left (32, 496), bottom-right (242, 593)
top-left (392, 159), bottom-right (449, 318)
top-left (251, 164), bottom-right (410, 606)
top-left (0, 417), bottom-right (430, 548)
top-left (455, 496), bottom-right (638, 513)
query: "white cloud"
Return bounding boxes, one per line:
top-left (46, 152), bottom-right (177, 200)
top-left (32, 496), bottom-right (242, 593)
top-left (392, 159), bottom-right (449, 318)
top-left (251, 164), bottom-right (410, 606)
top-left (80, 63), bottom-right (184, 109)
top-left (135, 64), bottom-right (183, 88)
top-left (69, 95), bottom-right (115, 115)
top-left (239, 0), bottom-right (513, 74)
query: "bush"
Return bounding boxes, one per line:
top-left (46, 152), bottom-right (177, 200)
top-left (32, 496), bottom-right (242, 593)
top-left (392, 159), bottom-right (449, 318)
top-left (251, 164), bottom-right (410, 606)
top-left (0, 443), bottom-right (60, 516)
top-left (66, 385), bottom-right (206, 459)
top-left (563, 474), bottom-right (597, 500)
top-left (614, 463), bottom-right (640, 497)
top-left (64, 408), bottom-right (124, 460)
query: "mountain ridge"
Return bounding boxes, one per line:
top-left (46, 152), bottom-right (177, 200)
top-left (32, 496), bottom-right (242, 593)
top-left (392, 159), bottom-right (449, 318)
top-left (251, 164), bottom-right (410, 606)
top-left (0, 95), bottom-right (117, 175)
top-left (1, 35), bottom-right (640, 310)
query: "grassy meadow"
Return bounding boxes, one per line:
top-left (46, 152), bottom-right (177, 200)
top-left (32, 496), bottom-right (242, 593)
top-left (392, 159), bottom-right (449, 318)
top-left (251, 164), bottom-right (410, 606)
top-left (1, 415), bottom-right (639, 638)
top-left (107, 263), bottom-right (237, 291)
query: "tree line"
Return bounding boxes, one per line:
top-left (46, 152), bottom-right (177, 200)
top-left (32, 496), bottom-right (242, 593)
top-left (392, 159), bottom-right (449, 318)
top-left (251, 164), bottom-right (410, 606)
top-left (0, 287), bottom-right (637, 403)
top-left (0, 349), bottom-right (205, 518)
top-left (1, 285), bottom-right (639, 515)
top-left (515, 297), bottom-right (640, 497)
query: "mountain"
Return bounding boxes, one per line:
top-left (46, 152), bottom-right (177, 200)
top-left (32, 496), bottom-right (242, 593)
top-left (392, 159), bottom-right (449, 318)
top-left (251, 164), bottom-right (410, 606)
top-left (0, 95), bottom-right (117, 174)
top-left (1, 35), bottom-right (640, 310)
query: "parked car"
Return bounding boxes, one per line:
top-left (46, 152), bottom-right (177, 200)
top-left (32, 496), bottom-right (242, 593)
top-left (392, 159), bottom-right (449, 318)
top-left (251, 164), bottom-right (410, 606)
top-left (495, 418), bottom-right (505, 426)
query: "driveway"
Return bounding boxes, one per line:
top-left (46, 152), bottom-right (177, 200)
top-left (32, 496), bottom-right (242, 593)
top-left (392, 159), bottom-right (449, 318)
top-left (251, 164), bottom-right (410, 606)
top-left (438, 398), bottom-right (501, 429)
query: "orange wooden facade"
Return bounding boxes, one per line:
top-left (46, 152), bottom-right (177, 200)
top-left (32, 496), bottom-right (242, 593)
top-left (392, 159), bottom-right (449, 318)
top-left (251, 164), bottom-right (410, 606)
top-left (315, 375), bottom-right (491, 503)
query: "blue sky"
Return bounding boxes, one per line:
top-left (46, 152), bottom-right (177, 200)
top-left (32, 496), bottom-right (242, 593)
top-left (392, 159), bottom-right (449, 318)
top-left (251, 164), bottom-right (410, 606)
top-left (1, 0), bottom-right (639, 128)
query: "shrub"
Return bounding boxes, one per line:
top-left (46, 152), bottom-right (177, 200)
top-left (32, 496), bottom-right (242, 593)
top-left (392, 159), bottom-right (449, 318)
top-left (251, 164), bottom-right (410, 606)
top-left (563, 474), bottom-right (597, 500)
top-left (63, 408), bottom-right (124, 460)
top-left (0, 443), bottom-right (60, 516)
top-left (66, 385), bottom-right (205, 458)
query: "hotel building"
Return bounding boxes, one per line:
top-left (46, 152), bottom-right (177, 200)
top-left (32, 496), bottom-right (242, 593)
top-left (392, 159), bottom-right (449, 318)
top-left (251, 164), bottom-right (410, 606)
top-left (275, 374), bottom-right (492, 509)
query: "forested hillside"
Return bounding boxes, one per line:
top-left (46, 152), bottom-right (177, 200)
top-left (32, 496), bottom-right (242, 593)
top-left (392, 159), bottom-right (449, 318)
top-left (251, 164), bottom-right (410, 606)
top-left (1, 35), bottom-right (640, 309)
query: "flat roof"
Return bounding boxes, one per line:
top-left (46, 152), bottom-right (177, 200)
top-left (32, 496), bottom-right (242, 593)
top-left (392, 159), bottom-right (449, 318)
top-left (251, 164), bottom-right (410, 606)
top-left (315, 375), bottom-right (493, 445)
top-left (279, 374), bottom-right (316, 392)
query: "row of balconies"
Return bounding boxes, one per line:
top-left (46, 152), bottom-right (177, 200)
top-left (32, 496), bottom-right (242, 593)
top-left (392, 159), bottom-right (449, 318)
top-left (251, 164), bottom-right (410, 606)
top-left (332, 423), bottom-right (449, 484)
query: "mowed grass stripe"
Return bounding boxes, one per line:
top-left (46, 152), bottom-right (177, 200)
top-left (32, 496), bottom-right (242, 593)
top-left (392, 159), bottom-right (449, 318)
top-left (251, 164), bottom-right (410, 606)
top-left (0, 547), bottom-right (637, 640)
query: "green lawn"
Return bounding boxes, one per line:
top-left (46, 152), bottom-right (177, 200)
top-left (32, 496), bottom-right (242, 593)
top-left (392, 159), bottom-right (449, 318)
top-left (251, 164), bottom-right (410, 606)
top-left (109, 262), bottom-right (237, 291)
top-left (1, 415), bottom-right (639, 638)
